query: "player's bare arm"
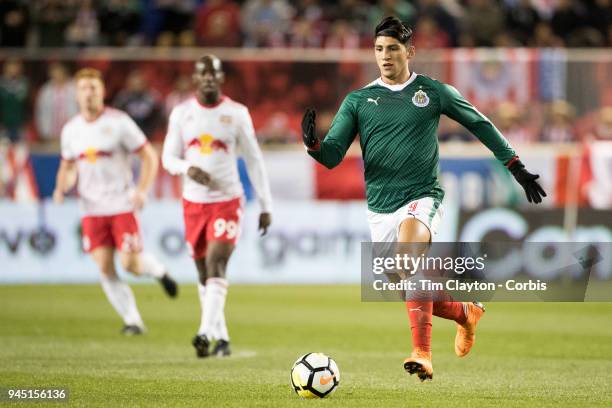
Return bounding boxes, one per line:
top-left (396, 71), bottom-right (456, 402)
top-left (53, 159), bottom-right (76, 204)
top-left (132, 143), bottom-right (159, 210)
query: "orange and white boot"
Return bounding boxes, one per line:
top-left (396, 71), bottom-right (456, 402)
top-left (455, 301), bottom-right (485, 357)
top-left (403, 348), bottom-right (433, 382)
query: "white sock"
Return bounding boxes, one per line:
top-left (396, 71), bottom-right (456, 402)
top-left (139, 252), bottom-right (166, 279)
top-left (198, 278), bottom-right (228, 338)
top-left (197, 283), bottom-right (229, 341)
top-left (215, 308), bottom-right (230, 342)
top-left (101, 276), bottom-right (145, 327)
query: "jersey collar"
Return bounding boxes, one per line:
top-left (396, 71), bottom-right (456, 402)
top-left (195, 95), bottom-right (226, 109)
top-left (368, 72), bottom-right (418, 91)
top-left (81, 106), bottom-right (106, 123)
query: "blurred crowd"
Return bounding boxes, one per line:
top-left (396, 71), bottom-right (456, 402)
top-left (437, 102), bottom-right (612, 145)
top-left (0, 57), bottom-right (611, 149)
top-left (0, 0), bottom-right (611, 49)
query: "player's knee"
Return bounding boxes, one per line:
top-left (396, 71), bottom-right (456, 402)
top-left (197, 268), bottom-right (208, 285)
top-left (205, 254), bottom-right (229, 278)
top-left (120, 254), bottom-right (140, 275)
top-left (99, 267), bottom-right (117, 279)
top-left (399, 218), bottom-right (431, 243)
top-left (194, 258), bottom-right (208, 284)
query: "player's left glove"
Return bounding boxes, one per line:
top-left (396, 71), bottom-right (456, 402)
top-left (507, 157), bottom-right (547, 204)
top-left (301, 108), bottom-right (320, 151)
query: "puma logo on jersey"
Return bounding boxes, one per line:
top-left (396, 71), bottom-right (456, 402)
top-left (367, 97), bottom-right (380, 106)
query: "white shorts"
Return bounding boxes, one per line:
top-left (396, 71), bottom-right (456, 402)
top-left (366, 196), bottom-right (444, 242)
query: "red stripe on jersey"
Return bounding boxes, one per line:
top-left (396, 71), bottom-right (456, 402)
top-left (77, 150), bottom-right (113, 160)
top-left (81, 107), bottom-right (107, 123)
top-left (505, 156), bottom-right (519, 168)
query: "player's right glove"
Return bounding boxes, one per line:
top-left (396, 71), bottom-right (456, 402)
top-left (506, 157), bottom-right (547, 204)
top-left (301, 108), bottom-right (320, 151)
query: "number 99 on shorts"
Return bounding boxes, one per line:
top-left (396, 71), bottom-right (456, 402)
top-left (213, 218), bottom-right (238, 239)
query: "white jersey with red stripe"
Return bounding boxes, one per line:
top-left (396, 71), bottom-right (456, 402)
top-left (60, 107), bottom-right (147, 216)
top-left (162, 96), bottom-right (272, 212)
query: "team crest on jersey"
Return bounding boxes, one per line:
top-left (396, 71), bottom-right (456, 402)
top-left (412, 90), bottom-right (429, 107)
top-left (83, 147), bottom-right (98, 163)
top-left (187, 133), bottom-right (230, 155)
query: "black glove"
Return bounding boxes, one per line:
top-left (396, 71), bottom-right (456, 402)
top-left (507, 158), bottom-right (547, 204)
top-left (301, 108), bottom-right (320, 151)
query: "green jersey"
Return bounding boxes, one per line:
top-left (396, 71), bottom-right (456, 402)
top-left (308, 73), bottom-right (516, 213)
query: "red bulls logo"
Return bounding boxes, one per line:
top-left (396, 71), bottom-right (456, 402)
top-left (78, 147), bottom-right (112, 163)
top-left (188, 134), bottom-right (229, 154)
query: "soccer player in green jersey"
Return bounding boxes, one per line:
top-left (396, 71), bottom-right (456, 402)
top-left (302, 17), bottom-right (546, 382)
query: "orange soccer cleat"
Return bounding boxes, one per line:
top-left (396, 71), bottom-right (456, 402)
top-left (455, 301), bottom-right (485, 357)
top-left (403, 348), bottom-right (433, 382)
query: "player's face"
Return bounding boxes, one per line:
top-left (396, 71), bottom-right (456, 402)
top-left (374, 36), bottom-right (415, 83)
top-left (193, 63), bottom-right (224, 97)
top-left (76, 78), bottom-right (105, 112)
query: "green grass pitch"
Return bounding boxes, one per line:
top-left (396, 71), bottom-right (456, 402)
top-left (1, 284), bottom-right (611, 407)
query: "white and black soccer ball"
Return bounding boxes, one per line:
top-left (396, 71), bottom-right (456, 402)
top-left (290, 352), bottom-right (340, 399)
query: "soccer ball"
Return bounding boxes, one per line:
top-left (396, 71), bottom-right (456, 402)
top-left (290, 352), bottom-right (340, 399)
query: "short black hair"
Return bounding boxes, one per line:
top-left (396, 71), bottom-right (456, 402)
top-left (374, 16), bottom-right (413, 45)
top-left (195, 54), bottom-right (223, 74)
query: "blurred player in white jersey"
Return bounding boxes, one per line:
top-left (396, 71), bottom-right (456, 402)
top-left (162, 55), bottom-right (272, 358)
top-left (53, 68), bottom-right (178, 336)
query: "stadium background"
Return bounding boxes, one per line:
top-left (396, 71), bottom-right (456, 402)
top-left (1, 0), bottom-right (610, 284)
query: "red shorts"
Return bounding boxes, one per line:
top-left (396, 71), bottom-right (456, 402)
top-left (183, 197), bottom-right (242, 259)
top-left (81, 212), bottom-right (142, 253)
